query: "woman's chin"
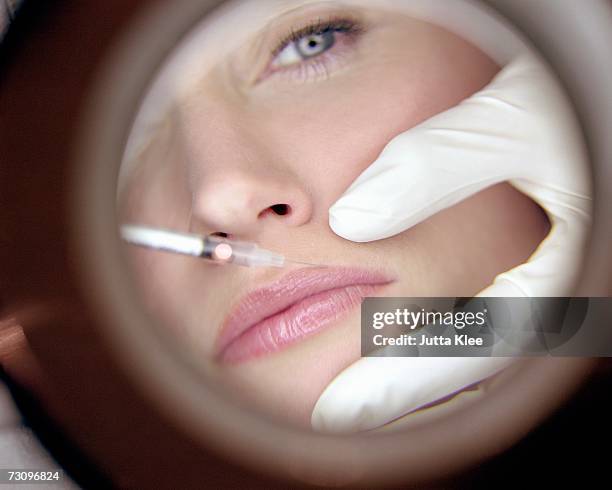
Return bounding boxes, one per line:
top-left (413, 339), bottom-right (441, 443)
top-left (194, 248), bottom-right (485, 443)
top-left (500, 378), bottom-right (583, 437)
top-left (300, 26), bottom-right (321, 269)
top-left (214, 313), bottom-right (362, 429)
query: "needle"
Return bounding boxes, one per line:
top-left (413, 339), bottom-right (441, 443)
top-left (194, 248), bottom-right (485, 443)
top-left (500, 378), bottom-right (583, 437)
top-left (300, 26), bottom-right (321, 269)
top-left (284, 259), bottom-right (328, 268)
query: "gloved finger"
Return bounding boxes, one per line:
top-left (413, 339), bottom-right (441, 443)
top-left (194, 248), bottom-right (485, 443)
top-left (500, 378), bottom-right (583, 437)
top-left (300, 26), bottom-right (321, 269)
top-left (311, 356), bottom-right (512, 433)
top-left (479, 197), bottom-right (591, 297)
top-left (328, 54), bottom-right (589, 243)
top-left (317, 54), bottom-right (591, 434)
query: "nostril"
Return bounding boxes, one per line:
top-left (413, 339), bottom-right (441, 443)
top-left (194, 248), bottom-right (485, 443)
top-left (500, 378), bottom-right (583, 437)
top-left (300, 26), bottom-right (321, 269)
top-left (257, 204), bottom-right (292, 220)
top-left (270, 204), bottom-right (290, 216)
top-left (210, 231), bottom-right (230, 238)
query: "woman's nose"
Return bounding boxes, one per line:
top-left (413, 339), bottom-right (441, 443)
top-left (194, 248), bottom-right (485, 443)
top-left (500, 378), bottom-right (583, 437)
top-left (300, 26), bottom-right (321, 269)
top-left (177, 90), bottom-right (314, 237)
top-left (190, 168), bottom-right (313, 237)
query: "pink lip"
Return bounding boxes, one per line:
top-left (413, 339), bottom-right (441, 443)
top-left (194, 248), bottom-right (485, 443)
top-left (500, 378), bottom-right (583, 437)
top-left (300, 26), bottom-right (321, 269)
top-left (216, 267), bottom-right (394, 364)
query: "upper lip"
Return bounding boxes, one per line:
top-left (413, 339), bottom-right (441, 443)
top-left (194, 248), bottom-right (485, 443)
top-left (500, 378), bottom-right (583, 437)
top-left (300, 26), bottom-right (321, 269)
top-left (215, 267), bottom-right (394, 358)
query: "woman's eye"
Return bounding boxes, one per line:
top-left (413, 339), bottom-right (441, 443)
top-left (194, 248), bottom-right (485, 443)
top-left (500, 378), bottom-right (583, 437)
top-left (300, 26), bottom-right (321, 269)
top-left (272, 29), bottom-right (336, 68)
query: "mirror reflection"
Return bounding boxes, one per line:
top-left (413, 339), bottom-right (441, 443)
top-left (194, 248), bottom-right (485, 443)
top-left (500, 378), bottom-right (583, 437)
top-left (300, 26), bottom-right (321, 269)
top-left (116, 0), bottom-right (589, 432)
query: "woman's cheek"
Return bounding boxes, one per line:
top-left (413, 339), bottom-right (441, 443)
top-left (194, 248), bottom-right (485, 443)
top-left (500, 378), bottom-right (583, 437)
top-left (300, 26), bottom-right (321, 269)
top-left (254, 55), bottom-right (498, 212)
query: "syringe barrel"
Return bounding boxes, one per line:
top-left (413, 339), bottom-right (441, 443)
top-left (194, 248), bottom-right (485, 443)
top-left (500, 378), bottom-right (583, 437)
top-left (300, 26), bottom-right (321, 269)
top-left (202, 235), bottom-right (257, 262)
top-left (202, 235), bottom-right (284, 267)
top-left (121, 226), bottom-right (285, 268)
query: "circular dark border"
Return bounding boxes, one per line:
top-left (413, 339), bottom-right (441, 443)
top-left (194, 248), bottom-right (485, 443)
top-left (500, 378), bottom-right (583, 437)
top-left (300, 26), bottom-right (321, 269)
top-left (1, 0), bottom-right (609, 487)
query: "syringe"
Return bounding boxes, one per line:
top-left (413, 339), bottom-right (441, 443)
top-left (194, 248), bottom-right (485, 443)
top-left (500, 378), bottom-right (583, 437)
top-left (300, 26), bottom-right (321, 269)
top-left (120, 225), bottom-right (325, 268)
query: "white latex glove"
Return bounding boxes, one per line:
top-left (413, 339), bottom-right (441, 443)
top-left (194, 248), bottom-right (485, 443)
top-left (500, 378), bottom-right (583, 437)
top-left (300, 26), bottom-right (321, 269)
top-left (312, 52), bottom-right (592, 433)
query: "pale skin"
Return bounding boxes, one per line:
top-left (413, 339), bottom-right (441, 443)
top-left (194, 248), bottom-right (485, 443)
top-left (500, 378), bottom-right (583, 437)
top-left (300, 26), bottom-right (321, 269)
top-left (118, 1), bottom-right (550, 428)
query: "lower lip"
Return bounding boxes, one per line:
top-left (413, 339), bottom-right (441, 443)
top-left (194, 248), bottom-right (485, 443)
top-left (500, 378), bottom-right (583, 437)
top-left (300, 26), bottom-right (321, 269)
top-left (219, 283), bottom-right (384, 364)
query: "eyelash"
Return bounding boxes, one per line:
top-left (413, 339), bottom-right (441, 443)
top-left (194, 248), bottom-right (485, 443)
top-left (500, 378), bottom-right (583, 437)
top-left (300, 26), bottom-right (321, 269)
top-left (273, 17), bottom-right (362, 57)
top-left (266, 16), bottom-right (364, 80)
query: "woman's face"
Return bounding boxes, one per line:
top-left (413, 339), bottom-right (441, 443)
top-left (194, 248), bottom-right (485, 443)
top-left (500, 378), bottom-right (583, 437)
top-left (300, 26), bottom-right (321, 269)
top-left (119, 1), bottom-right (549, 427)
